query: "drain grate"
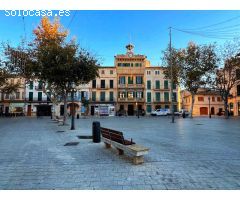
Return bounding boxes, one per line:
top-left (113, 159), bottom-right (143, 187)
top-left (56, 130), bottom-right (65, 133)
top-left (77, 135), bottom-right (92, 139)
top-left (64, 142), bottom-right (79, 146)
top-left (195, 124), bottom-right (203, 125)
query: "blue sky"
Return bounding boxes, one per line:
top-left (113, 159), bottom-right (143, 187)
top-left (1, 10), bottom-right (240, 66)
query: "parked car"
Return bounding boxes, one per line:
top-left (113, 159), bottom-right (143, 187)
top-left (151, 109), bottom-right (169, 116)
top-left (174, 109), bottom-right (190, 117)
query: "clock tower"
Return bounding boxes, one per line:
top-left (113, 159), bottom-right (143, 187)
top-left (126, 43), bottom-right (134, 57)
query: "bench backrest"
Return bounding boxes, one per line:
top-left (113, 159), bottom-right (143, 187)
top-left (100, 127), bottom-right (135, 145)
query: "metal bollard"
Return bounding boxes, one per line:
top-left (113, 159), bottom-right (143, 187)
top-left (92, 121), bottom-right (101, 143)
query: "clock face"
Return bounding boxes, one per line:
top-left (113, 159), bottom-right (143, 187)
top-left (128, 52), bottom-right (133, 57)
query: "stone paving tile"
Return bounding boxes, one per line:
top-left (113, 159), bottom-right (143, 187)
top-left (0, 116), bottom-right (240, 189)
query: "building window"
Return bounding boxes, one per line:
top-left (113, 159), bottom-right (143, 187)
top-left (109, 92), bottom-right (114, 101)
top-left (101, 70), bottom-right (105, 74)
top-left (47, 92), bottom-right (51, 101)
top-left (198, 97), bottom-right (204, 102)
top-left (212, 97), bottom-right (215, 102)
top-left (164, 92), bottom-right (169, 102)
top-left (110, 70), bottom-right (113, 74)
top-left (136, 91), bottom-right (143, 99)
top-left (236, 69), bottom-right (240, 80)
top-left (92, 92), bottom-right (96, 101)
top-left (22, 92), bottom-right (25, 99)
top-left (92, 80), bottom-right (96, 88)
top-left (147, 105), bottom-right (152, 113)
top-left (136, 76), bottom-right (143, 84)
top-left (38, 81), bottom-right (43, 90)
top-left (100, 92), bottom-right (105, 101)
top-left (101, 80), bottom-right (105, 88)
top-left (119, 76), bottom-right (125, 84)
top-left (128, 91), bottom-right (134, 99)
top-left (128, 76), bottom-right (134, 84)
top-left (38, 92), bottom-right (42, 101)
top-left (135, 63), bottom-right (142, 67)
top-left (147, 80), bottom-right (151, 89)
top-left (117, 63), bottom-right (122, 67)
top-left (237, 85), bottom-right (240, 96)
top-left (155, 92), bottom-right (160, 102)
top-left (164, 80), bottom-right (168, 89)
top-left (147, 70), bottom-right (151, 75)
top-left (5, 93), bottom-right (9, 99)
top-left (155, 70), bottom-right (160, 75)
top-left (173, 83), bottom-right (176, 90)
top-left (173, 92), bottom-right (177, 102)
top-left (155, 80), bottom-right (160, 89)
top-left (217, 97), bottom-right (221, 102)
top-left (29, 92), bottom-right (33, 101)
top-left (119, 91), bottom-right (126, 99)
top-left (16, 92), bottom-right (20, 99)
top-left (147, 92), bottom-right (151, 103)
top-left (110, 80), bottom-right (114, 88)
top-left (29, 81), bottom-right (33, 90)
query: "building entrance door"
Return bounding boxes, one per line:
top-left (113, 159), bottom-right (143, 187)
top-left (128, 104), bottom-right (134, 116)
top-left (91, 106), bottom-right (95, 116)
top-left (200, 107), bottom-right (208, 115)
top-left (211, 107), bottom-right (215, 115)
top-left (27, 105), bottom-right (31, 116)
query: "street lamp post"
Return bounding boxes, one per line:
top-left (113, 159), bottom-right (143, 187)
top-left (70, 83), bottom-right (76, 130)
top-left (169, 27), bottom-right (175, 123)
top-left (136, 101), bottom-right (139, 119)
top-left (208, 96), bottom-right (211, 119)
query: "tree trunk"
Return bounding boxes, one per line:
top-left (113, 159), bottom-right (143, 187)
top-left (189, 94), bottom-right (195, 118)
top-left (224, 96), bottom-right (229, 119)
top-left (63, 94), bottom-right (68, 125)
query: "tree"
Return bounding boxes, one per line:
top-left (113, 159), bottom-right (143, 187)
top-left (0, 51), bottom-right (22, 102)
top-left (163, 42), bottom-right (218, 118)
top-left (32, 17), bottom-right (99, 124)
top-left (215, 53), bottom-right (240, 119)
top-left (162, 45), bottom-right (184, 86)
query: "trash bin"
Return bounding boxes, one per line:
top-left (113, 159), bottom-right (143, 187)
top-left (92, 121), bottom-right (101, 143)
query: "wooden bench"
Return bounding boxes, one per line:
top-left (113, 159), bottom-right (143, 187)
top-left (100, 127), bottom-right (149, 165)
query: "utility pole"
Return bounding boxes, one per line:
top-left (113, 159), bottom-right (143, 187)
top-left (169, 27), bottom-right (175, 123)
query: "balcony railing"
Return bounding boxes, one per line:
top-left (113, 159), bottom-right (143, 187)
top-left (35, 86), bottom-right (43, 91)
top-left (26, 97), bottom-right (51, 102)
top-left (117, 98), bottom-right (144, 102)
top-left (118, 84), bottom-right (144, 88)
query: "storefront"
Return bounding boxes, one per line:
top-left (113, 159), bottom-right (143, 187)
top-left (9, 103), bottom-right (25, 116)
top-left (90, 104), bottom-right (115, 116)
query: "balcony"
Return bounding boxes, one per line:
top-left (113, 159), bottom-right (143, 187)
top-left (26, 97), bottom-right (51, 102)
top-left (117, 98), bottom-right (144, 102)
top-left (118, 84), bottom-right (144, 89)
top-left (153, 87), bottom-right (170, 91)
top-left (96, 85), bottom-right (110, 90)
top-left (35, 86), bottom-right (43, 91)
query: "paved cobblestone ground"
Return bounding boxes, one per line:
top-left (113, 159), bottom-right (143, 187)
top-left (0, 116), bottom-right (240, 190)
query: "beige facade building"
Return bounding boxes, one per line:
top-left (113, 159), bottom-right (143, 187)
top-left (181, 89), bottom-right (225, 116)
top-left (228, 83), bottom-right (240, 116)
top-left (89, 67), bottom-right (117, 116)
top-left (0, 77), bottom-right (26, 116)
top-left (145, 66), bottom-right (179, 114)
